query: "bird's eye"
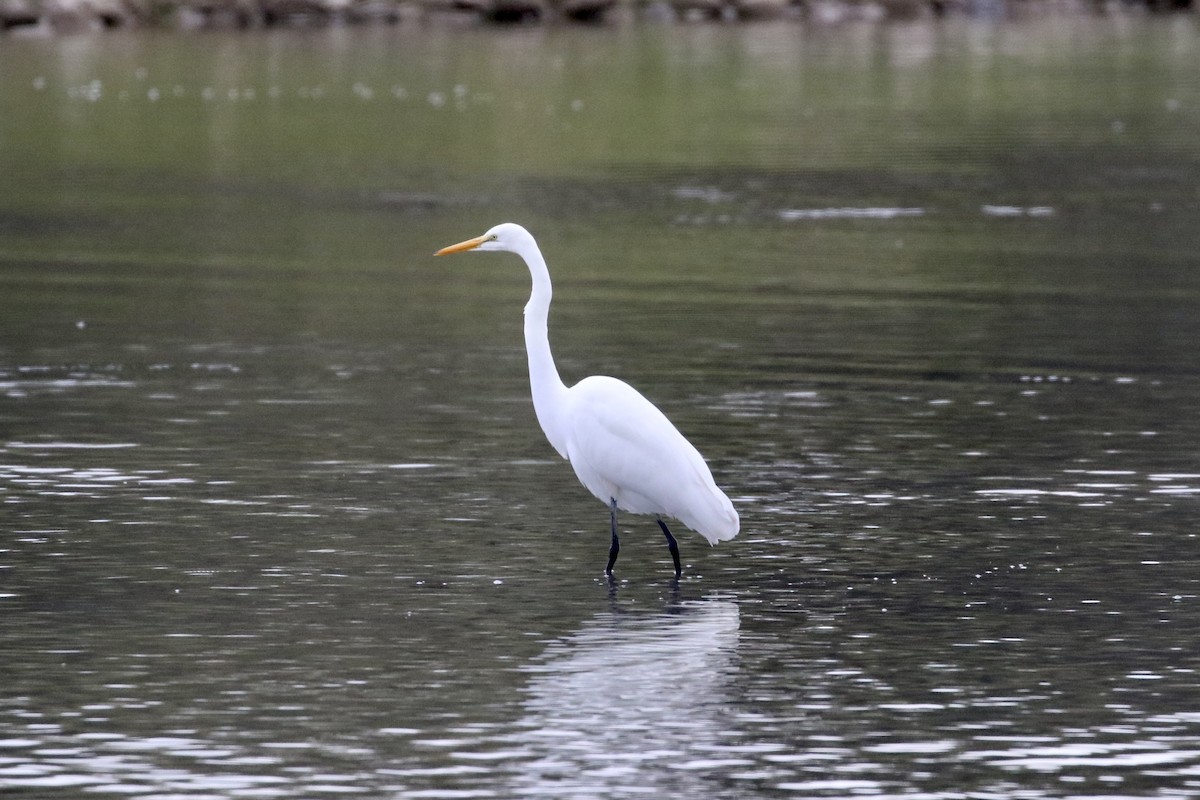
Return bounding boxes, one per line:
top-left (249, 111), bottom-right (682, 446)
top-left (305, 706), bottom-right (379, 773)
top-left (490, 234), bottom-right (499, 241)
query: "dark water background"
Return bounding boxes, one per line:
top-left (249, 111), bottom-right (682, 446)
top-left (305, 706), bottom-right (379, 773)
top-left (2, 17), bottom-right (1200, 798)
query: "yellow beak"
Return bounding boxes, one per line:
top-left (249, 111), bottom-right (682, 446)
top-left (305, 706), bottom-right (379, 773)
top-left (434, 234), bottom-right (489, 256)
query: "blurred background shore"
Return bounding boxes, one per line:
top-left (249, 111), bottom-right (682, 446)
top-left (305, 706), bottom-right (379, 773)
top-left (1, 0), bottom-right (1194, 35)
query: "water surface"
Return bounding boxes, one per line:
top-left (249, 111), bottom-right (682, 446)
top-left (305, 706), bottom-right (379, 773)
top-left (2, 17), bottom-right (1200, 799)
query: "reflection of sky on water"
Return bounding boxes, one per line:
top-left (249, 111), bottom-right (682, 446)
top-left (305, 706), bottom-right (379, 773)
top-left (504, 598), bottom-right (741, 798)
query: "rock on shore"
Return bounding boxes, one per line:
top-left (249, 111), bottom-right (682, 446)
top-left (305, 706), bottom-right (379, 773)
top-left (0, 0), bottom-right (1191, 33)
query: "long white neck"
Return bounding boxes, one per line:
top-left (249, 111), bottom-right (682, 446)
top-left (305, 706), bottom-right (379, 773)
top-left (518, 240), bottom-right (570, 459)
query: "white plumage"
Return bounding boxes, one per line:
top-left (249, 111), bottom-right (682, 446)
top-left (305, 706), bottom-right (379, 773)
top-left (435, 222), bottom-right (738, 576)
top-left (563, 376), bottom-right (738, 544)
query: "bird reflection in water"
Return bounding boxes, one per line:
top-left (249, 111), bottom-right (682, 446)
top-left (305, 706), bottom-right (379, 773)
top-left (505, 598), bottom-right (740, 796)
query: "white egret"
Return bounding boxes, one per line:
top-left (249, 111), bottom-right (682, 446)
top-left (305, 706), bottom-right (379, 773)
top-left (435, 223), bottom-right (738, 577)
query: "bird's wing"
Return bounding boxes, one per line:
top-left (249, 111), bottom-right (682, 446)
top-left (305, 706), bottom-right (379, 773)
top-left (564, 376), bottom-right (716, 516)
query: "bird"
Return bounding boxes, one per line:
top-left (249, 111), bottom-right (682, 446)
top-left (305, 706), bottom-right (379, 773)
top-left (435, 223), bottom-right (738, 577)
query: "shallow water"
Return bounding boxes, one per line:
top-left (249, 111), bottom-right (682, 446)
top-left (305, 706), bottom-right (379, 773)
top-left (3, 16), bottom-right (1200, 799)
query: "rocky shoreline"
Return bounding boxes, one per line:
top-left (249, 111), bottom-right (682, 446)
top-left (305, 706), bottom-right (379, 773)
top-left (0, 0), bottom-right (1191, 33)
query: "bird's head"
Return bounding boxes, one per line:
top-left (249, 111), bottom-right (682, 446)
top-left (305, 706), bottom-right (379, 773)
top-left (435, 223), bottom-right (534, 257)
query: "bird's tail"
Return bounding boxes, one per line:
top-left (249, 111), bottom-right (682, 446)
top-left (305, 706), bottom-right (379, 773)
top-left (693, 490), bottom-right (739, 545)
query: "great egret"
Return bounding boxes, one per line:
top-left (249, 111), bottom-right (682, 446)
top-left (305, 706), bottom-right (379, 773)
top-left (435, 223), bottom-right (738, 577)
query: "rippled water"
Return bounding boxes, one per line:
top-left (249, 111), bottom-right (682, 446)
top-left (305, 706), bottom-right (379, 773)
top-left (3, 15), bottom-right (1200, 800)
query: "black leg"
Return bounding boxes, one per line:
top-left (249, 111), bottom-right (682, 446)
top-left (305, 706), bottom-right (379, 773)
top-left (605, 498), bottom-right (620, 576)
top-left (657, 518), bottom-right (681, 577)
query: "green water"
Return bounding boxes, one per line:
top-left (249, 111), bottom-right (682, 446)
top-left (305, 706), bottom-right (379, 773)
top-left (4, 23), bottom-right (1199, 368)
top-left (2, 17), bottom-right (1200, 799)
